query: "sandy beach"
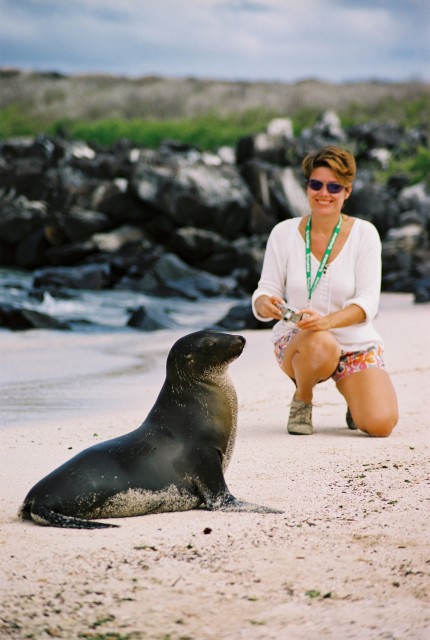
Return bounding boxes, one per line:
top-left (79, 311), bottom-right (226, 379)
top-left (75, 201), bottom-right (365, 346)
top-left (0, 293), bottom-right (429, 640)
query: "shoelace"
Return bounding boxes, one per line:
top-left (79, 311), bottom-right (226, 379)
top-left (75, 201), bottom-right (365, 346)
top-left (290, 401), bottom-right (312, 423)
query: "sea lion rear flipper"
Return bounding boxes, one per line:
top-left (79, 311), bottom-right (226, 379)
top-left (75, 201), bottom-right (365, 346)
top-left (27, 504), bottom-right (118, 529)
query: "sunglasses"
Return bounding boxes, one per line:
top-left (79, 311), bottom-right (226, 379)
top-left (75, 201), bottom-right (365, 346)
top-left (307, 179), bottom-right (345, 194)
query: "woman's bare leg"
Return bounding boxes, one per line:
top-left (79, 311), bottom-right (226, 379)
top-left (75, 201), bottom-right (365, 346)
top-left (336, 368), bottom-right (398, 437)
top-left (282, 329), bottom-right (341, 402)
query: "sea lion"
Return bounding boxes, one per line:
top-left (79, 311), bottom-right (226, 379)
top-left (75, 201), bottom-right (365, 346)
top-left (19, 329), bottom-right (280, 529)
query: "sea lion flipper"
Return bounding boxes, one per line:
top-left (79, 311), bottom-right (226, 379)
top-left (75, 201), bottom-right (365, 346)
top-left (27, 503), bottom-right (118, 529)
top-left (203, 491), bottom-right (283, 514)
top-left (195, 469), bottom-right (283, 514)
top-left (222, 499), bottom-right (283, 514)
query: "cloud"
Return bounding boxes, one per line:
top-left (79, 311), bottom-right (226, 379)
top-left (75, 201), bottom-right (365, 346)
top-left (0, 0), bottom-right (428, 81)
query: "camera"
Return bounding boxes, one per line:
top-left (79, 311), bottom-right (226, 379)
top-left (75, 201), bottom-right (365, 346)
top-left (275, 302), bottom-right (303, 324)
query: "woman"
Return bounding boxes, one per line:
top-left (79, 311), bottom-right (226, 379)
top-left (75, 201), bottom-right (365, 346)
top-left (252, 145), bottom-right (398, 437)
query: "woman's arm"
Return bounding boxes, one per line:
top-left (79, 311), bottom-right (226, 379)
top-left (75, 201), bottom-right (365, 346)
top-left (296, 303), bottom-right (365, 331)
top-left (344, 220), bottom-right (382, 322)
top-left (251, 221), bottom-right (294, 321)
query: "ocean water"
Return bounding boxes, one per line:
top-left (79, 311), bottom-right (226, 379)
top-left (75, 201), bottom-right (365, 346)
top-left (0, 329), bottom-right (176, 429)
top-left (0, 268), bottom-right (240, 429)
top-left (0, 267), bottom-right (237, 331)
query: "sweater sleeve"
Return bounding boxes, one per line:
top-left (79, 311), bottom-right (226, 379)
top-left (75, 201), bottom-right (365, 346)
top-left (343, 220), bottom-right (381, 322)
top-left (251, 221), bottom-right (293, 321)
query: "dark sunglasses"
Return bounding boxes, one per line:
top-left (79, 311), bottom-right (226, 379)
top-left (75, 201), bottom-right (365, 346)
top-left (307, 179), bottom-right (345, 194)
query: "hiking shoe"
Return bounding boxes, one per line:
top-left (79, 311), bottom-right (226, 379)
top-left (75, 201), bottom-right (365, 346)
top-left (287, 396), bottom-right (313, 435)
top-left (346, 407), bottom-right (357, 430)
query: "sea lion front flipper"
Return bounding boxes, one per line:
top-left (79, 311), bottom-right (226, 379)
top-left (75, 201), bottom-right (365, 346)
top-left (204, 491), bottom-right (283, 514)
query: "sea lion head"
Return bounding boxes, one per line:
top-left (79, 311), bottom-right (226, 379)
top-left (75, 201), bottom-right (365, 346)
top-left (166, 330), bottom-right (245, 380)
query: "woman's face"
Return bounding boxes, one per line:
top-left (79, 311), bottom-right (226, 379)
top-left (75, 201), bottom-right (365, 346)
top-left (307, 166), bottom-right (352, 217)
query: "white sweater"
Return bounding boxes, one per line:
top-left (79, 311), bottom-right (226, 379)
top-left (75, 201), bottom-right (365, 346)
top-left (251, 217), bottom-right (384, 351)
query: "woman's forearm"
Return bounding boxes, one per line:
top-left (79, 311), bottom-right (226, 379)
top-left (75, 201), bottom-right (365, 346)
top-left (297, 303), bottom-right (366, 332)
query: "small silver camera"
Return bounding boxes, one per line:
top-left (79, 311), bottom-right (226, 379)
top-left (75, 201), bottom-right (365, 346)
top-left (275, 302), bottom-right (303, 324)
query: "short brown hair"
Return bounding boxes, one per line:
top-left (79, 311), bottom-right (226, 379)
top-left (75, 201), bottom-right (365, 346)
top-left (302, 145), bottom-right (356, 185)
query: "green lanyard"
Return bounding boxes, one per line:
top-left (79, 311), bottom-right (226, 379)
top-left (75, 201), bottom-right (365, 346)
top-left (305, 215), bottom-right (342, 301)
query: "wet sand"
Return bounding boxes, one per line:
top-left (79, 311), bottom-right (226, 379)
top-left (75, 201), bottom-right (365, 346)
top-left (0, 293), bottom-right (429, 639)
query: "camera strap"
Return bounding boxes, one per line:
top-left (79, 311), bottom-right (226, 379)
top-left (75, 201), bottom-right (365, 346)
top-left (305, 215), bottom-right (342, 301)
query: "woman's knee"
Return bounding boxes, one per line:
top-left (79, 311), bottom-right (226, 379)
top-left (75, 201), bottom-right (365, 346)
top-left (356, 410), bottom-right (398, 437)
top-left (338, 368), bottom-right (398, 437)
top-left (298, 330), bottom-right (341, 362)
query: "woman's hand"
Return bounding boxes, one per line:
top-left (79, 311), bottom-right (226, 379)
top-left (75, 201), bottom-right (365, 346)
top-left (296, 308), bottom-right (331, 331)
top-left (254, 295), bottom-right (285, 320)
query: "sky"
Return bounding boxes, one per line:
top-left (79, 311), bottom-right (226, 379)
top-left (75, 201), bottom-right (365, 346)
top-left (0, 0), bottom-right (429, 83)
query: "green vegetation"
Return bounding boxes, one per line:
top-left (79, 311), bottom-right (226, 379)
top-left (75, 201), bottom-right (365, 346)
top-left (50, 108), bottom-right (279, 149)
top-left (0, 104), bottom-right (47, 139)
top-left (0, 105), bottom-right (279, 149)
top-left (387, 146), bottom-right (430, 185)
top-left (1, 95), bottom-right (429, 185)
top-left (305, 589), bottom-right (333, 599)
top-left (341, 95), bottom-right (430, 129)
top-left (1, 95), bottom-right (429, 150)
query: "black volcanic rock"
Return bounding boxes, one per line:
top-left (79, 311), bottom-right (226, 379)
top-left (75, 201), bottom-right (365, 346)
top-left (0, 112), bottom-right (428, 331)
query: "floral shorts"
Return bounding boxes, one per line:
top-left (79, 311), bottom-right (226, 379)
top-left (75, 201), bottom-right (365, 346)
top-left (273, 329), bottom-right (385, 383)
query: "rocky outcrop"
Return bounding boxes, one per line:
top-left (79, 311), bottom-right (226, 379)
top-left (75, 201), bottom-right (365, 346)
top-left (0, 111), bottom-right (429, 330)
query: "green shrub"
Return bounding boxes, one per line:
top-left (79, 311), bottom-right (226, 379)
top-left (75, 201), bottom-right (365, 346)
top-left (0, 104), bottom-right (43, 138)
top-left (341, 96), bottom-right (430, 129)
top-left (49, 111), bottom-right (277, 149)
top-left (393, 147), bottom-right (430, 184)
top-left (1, 99), bottom-right (428, 186)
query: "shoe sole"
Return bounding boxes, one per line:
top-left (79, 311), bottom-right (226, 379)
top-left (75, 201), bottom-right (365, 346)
top-left (287, 425), bottom-right (313, 435)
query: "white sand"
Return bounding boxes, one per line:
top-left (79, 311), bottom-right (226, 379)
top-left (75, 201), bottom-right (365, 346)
top-left (0, 293), bottom-right (429, 640)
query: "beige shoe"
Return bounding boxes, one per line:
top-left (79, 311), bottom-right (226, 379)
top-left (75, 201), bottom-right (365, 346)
top-left (287, 396), bottom-right (313, 435)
